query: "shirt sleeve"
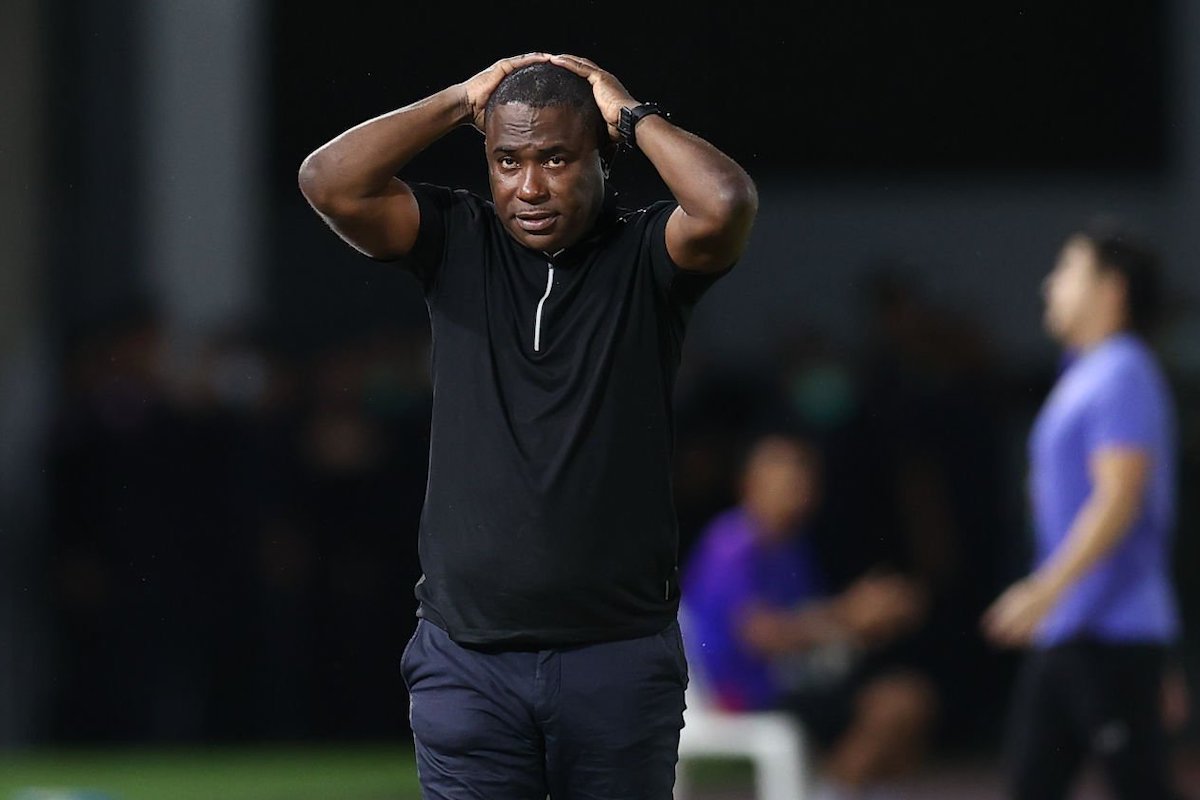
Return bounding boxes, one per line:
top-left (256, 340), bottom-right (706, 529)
top-left (1086, 357), bottom-right (1158, 453)
top-left (645, 201), bottom-right (735, 308)
top-left (388, 182), bottom-right (452, 293)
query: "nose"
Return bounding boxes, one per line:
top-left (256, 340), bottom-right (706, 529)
top-left (516, 166), bottom-right (548, 203)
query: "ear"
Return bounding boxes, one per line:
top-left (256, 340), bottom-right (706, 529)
top-left (599, 142), bottom-right (618, 179)
top-left (1103, 271), bottom-right (1132, 321)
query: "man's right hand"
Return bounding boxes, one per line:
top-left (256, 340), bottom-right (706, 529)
top-left (837, 572), bottom-right (927, 645)
top-left (299, 52), bottom-right (549, 261)
top-left (460, 53), bottom-right (551, 132)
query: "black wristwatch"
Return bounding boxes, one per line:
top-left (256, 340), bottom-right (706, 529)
top-left (617, 103), bottom-right (664, 149)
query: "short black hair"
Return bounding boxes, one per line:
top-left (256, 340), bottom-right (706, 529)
top-left (485, 63), bottom-right (613, 165)
top-left (1075, 217), bottom-right (1164, 336)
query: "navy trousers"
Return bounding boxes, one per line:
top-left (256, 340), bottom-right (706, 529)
top-left (400, 618), bottom-right (689, 799)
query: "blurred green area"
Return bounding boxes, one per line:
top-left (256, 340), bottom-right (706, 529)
top-left (0, 746), bottom-right (421, 800)
top-left (0, 743), bottom-right (753, 800)
top-left (0, 747), bottom-right (755, 800)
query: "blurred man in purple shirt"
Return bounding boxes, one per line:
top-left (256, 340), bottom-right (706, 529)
top-left (683, 434), bottom-right (936, 798)
top-left (984, 221), bottom-right (1185, 800)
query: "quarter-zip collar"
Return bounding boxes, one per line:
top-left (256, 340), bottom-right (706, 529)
top-left (528, 187), bottom-right (621, 352)
top-left (554, 185), bottom-right (621, 264)
top-left (502, 185), bottom-right (622, 268)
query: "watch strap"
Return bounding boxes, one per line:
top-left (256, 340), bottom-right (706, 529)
top-left (618, 103), bottom-right (664, 149)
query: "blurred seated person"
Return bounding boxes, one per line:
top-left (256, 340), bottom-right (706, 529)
top-left (682, 433), bottom-right (938, 799)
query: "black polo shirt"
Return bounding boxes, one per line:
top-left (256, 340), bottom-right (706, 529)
top-left (395, 183), bottom-right (727, 647)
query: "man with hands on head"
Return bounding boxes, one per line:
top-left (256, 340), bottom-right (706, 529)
top-left (299, 52), bottom-right (757, 798)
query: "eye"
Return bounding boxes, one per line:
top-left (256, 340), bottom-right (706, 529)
top-left (545, 155), bottom-right (567, 168)
top-left (498, 156), bottom-right (518, 170)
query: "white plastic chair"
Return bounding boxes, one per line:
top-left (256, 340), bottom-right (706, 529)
top-left (675, 609), bottom-right (812, 800)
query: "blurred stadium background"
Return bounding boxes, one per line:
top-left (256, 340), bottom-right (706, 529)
top-left (2, 0), bottom-right (1199, 797)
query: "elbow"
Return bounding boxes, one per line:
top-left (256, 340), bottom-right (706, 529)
top-left (297, 149), bottom-right (341, 214)
top-left (297, 152), bottom-right (325, 207)
top-left (702, 176), bottom-right (758, 255)
top-left (734, 173), bottom-right (760, 217)
top-left (715, 173), bottom-right (759, 232)
top-left (737, 176), bottom-right (760, 225)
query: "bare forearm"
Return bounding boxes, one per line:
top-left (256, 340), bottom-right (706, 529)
top-left (785, 604), bottom-right (852, 650)
top-left (635, 115), bottom-right (757, 230)
top-left (1038, 489), bottom-right (1140, 598)
top-left (298, 86), bottom-right (469, 211)
top-left (983, 452), bottom-right (1148, 647)
top-left (740, 602), bottom-right (850, 656)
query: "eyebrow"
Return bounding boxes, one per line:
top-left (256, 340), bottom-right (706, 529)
top-left (491, 144), bottom-right (573, 157)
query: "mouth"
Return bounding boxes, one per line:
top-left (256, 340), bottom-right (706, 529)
top-left (515, 211), bottom-right (559, 234)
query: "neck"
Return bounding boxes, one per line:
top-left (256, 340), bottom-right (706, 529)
top-left (1068, 317), bottom-right (1125, 352)
top-left (746, 508), bottom-right (793, 541)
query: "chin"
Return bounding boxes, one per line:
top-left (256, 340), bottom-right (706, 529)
top-left (504, 225), bottom-right (559, 252)
top-left (525, 233), bottom-right (563, 252)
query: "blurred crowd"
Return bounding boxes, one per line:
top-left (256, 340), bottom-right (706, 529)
top-left (45, 310), bottom-right (431, 742)
top-left (34, 264), bottom-right (1200, 757)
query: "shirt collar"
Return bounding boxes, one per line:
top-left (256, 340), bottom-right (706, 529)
top-left (541, 185), bottom-right (622, 263)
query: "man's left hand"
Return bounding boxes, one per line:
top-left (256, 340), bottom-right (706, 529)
top-left (549, 54), bottom-right (636, 141)
top-left (982, 577), bottom-right (1058, 648)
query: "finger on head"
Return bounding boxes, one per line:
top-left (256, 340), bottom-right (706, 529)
top-left (564, 54), bottom-right (600, 69)
top-left (510, 52), bottom-right (549, 66)
top-left (551, 53), bottom-right (590, 69)
top-left (550, 58), bottom-right (589, 77)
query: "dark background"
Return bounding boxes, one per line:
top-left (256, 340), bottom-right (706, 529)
top-left (272, 2), bottom-right (1166, 180)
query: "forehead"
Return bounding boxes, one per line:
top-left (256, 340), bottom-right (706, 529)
top-left (1057, 237), bottom-right (1098, 272)
top-left (485, 102), bottom-right (594, 152)
top-left (748, 440), bottom-right (815, 474)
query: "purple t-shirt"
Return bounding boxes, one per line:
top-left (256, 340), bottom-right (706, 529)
top-left (1029, 333), bottom-right (1179, 646)
top-left (681, 508), bottom-right (825, 710)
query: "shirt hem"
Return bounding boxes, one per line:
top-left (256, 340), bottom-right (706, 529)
top-left (417, 604), bottom-right (677, 649)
